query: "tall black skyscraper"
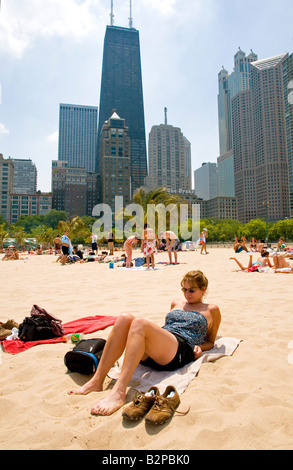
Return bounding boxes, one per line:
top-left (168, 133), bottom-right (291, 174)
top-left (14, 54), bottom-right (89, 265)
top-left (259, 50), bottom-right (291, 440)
top-left (97, 21), bottom-right (147, 194)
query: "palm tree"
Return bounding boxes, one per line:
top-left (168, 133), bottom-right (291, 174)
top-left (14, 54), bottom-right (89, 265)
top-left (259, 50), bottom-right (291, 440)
top-left (57, 216), bottom-right (90, 242)
top-left (127, 187), bottom-right (187, 236)
top-left (0, 223), bottom-right (9, 250)
top-left (11, 226), bottom-right (26, 249)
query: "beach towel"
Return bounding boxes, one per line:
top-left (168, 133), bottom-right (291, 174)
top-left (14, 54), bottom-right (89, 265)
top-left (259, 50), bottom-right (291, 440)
top-left (108, 337), bottom-right (241, 395)
top-left (1, 315), bottom-right (117, 355)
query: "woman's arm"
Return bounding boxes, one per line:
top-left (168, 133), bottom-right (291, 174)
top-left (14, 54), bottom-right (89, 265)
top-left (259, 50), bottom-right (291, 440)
top-left (194, 305), bottom-right (221, 358)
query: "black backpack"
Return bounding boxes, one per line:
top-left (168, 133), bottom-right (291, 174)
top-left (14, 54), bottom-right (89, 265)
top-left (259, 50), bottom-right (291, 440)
top-left (18, 305), bottom-right (64, 341)
top-left (64, 338), bottom-right (106, 375)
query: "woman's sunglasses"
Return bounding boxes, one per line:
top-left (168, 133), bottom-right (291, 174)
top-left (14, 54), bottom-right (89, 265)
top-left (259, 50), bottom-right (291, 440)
top-left (181, 287), bottom-right (198, 294)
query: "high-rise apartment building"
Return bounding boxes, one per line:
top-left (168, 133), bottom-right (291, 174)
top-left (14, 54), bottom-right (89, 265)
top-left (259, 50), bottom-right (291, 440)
top-left (0, 154), bottom-right (14, 222)
top-left (58, 104), bottom-right (98, 173)
top-left (97, 24), bottom-right (147, 193)
top-left (52, 161), bottom-right (99, 218)
top-left (283, 53), bottom-right (293, 217)
top-left (194, 162), bottom-right (218, 201)
top-left (219, 50), bottom-right (291, 222)
top-left (99, 111), bottom-right (131, 211)
top-left (146, 115), bottom-right (192, 193)
top-left (9, 193), bottom-right (52, 225)
top-left (217, 49), bottom-right (258, 198)
top-left (12, 159), bottom-right (37, 194)
top-left (232, 53), bottom-right (290, 222)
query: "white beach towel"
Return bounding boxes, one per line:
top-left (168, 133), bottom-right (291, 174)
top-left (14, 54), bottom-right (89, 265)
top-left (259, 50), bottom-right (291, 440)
top-left (108, 336), bottom-right (241, 395)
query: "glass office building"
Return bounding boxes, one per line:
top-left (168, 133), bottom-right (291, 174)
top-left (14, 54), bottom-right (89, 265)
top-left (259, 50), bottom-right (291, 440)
top-left (58, 104), bottom-right (98, 173)
top-left (97, 25), bottom-right (147, 193)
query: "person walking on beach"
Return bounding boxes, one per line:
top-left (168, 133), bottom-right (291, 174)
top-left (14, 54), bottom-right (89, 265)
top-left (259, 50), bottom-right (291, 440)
top-left (60, 230), bottom-right (72, 264)
top-left (161, 230), bottom-right (180, 263)
top-left (123, 235), bottom-right (139, 268)
top-left (142, 223), bottom-right (158, 269)
top-left (68, 270), bottom-right (222, 417)
top-left (199, 228), bottom-right (208, 255)
top-left (91, 233), bottom-right (98, 255)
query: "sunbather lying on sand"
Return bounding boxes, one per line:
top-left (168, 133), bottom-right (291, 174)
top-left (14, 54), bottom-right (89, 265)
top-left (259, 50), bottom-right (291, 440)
top-left (68, 270), bottom-right (221, 416)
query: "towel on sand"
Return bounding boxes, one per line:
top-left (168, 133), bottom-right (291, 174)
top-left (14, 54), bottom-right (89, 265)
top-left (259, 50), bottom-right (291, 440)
top-left (108, 337), bottom-right (241, 395)
top-left (1, 315), bottom-right (117, 354)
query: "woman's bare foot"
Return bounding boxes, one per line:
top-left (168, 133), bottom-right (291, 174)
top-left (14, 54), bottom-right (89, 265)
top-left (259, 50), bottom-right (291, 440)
top-left (90, 390), bottom-right (126, 416)
top-left (68, 379), bottom-right (103, 395)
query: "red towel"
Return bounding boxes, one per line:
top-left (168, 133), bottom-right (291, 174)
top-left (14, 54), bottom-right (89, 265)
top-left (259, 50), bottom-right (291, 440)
top-left (1, 315), bottom-right (117, 355)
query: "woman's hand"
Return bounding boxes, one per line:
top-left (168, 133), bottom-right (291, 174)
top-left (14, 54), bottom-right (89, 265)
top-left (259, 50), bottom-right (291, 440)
top-left (194, 345), bottom-right (202, 359)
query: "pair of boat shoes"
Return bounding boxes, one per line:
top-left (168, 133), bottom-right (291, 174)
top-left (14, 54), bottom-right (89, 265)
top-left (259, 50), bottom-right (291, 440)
top-left (0, 319), bottom-right (19, 340)
top-left (122, 385), bottom-right (189, 425)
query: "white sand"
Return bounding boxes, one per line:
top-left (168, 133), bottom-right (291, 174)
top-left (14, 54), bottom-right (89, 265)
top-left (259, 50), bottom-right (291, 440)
top-left (0, 247), bottom-right (293, 450)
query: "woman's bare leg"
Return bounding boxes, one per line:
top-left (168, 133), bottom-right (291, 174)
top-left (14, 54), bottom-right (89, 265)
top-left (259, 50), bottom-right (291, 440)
top-left (273, 254), bottom-right (291, 269)
top-left (68, 314), bottom-right (135, 395)
top-left (230, 255), bottom-right (252, 271)
top-left (125, 246), bottom-right (132, 267)
top-left (90, 318), bottom-right (178, 416)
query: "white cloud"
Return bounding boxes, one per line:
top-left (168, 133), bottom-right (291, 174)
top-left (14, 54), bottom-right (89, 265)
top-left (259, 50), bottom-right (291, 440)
top-left (142, 0), bottom-right (178, 15)
top-left (46, 130), bottom-right (58, 143)
top-left (0, 123), bottom-right (9, 134)
top-left (0, 0), bottom-right (105, 58)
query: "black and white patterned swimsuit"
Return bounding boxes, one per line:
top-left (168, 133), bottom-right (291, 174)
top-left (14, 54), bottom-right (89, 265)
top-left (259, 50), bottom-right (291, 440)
top-left (162, 309), bottom-right (208, 349)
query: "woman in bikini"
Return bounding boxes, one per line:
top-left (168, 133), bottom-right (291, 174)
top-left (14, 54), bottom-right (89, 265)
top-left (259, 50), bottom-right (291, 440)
top-left (230, 250), bottom-right (273, 271)
top-left (68, 270), bottom-right (221, 416)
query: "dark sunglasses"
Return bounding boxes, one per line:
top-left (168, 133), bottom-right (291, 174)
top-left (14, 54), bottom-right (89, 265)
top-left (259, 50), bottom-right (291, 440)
top-left (181, 287), bottom-right (198, 294)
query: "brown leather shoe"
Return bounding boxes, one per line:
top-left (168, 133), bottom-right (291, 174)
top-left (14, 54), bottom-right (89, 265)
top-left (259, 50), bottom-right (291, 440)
top-left (0, 326), bottom-right (12, 340)
top-left (1, 320), bottom-right (19, 330)
top-left (145, 385), bottom-right (180, 425)
top-left (122, 386), bottom-right (160, 421)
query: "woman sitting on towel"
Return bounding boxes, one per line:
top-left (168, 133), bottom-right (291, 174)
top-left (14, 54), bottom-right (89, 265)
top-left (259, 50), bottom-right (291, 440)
top-left (68, 270), bottom-right (221, 416)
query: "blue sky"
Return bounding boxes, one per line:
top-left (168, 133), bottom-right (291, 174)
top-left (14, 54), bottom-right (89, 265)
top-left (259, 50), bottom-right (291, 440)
top-left (0, 0), bottom-right (293, 192)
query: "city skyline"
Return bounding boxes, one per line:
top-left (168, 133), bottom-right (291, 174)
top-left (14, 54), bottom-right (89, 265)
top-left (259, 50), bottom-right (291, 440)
top-left (1, 0), bottom-right (293, 192)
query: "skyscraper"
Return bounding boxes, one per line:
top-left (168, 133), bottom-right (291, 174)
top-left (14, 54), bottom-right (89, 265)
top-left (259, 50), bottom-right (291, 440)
top-left (145, 114), bottom-right (192, 193)
top-left (217, 49), bottom-right (258, 198)
top-left (58, 104), bottom-right (98, 173)
top-left (99, 110), bottom-right (131, 211)
top-left (194, 163), bottom-right (218, 201)
top-left (232, 53), bottom-right (290, 222)
top-left (283, 53), bottom-right (293, 217)
top-left (97, 19), bottom-right (147, 194)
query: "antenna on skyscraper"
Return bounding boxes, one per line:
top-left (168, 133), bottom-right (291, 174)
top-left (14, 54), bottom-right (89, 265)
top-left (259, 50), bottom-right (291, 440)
top-left (129, 0), bottom-right (133, 28)
top-left (164, 107), bottom-right (168, 125)
top-left (110, 0), bottom-right (114, 26)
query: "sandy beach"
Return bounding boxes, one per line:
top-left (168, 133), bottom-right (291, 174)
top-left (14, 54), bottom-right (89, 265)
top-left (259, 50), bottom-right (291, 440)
top-left (1, 246), bottom-right (293, 450)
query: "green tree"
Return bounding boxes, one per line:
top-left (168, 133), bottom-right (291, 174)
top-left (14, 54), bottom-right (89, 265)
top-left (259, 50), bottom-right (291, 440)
top-left (31, 225), bottom-right (57, 247)
top-left (57, 216), bottom-right (90, 243)
top-left (11, 226), bottom-right (26, 249)
top-left (0, 223), bottom-right (9, 249)
top-left (44, 210), bottom-right (68, 230)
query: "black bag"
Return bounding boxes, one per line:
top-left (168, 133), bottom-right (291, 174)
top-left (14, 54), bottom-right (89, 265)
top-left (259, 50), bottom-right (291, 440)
top-left (64, 338), bottom-right (106, 375)
top-left (18, 305), bottom-right (64, 341)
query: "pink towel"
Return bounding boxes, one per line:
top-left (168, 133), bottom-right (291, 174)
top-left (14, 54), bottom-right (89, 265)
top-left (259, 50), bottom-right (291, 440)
top-left (1, 315), bottom-right (117, 354)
